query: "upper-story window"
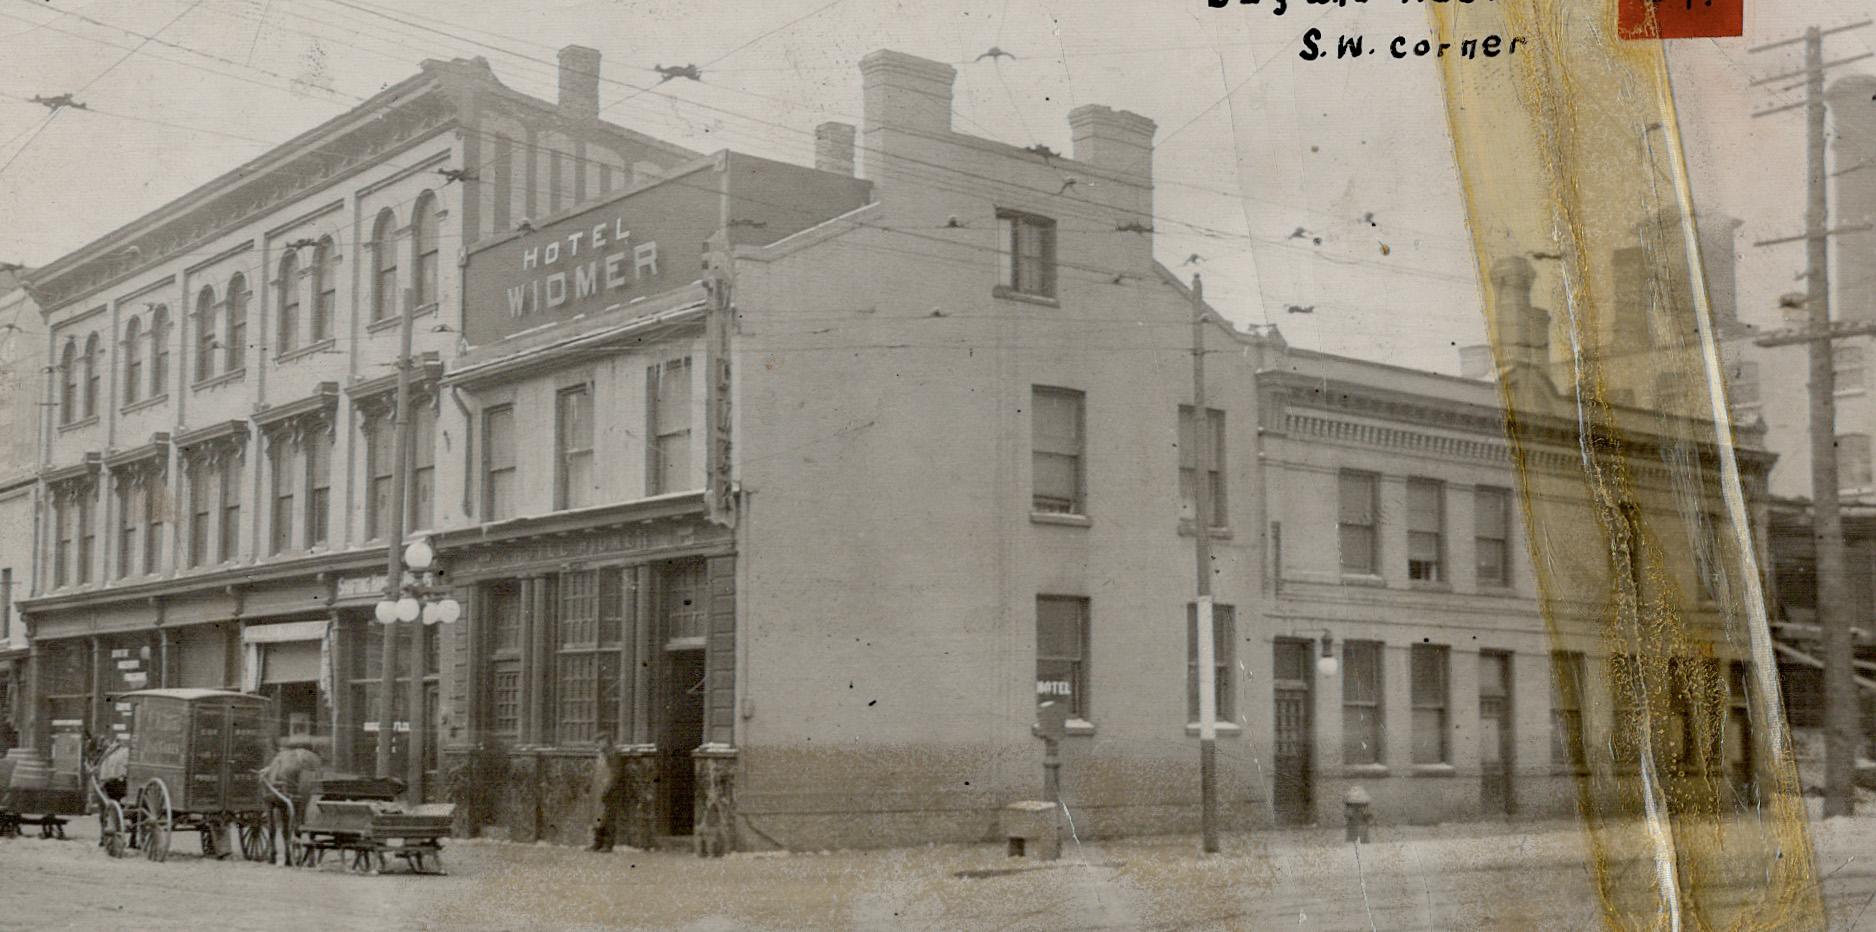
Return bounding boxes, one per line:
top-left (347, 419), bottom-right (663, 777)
top-left (1406, 478), bottom-right (1445, 582)
top-left (371, 209), bottom-right (399, 323)
top-left (81, 333), bottom-right (99, 420)
top-left (148, 305), bottom-right (169, 398)
top-left (312, 237), bottom-right (336, 343)
top-left (224, 273), bottom-right (249, 372)
top-left (219, 453), bottom-right (243, 563)
top-left (58, 339), bottom-right (77, 425)
top-left (365, 414), bottom-right (395, 541)
top-left (1475, 486), bottom-right (1512, 587)
top-left (647, 359), bottom-right (692, 496)
top-left (1031, 386), bottom-right (1084, 516)
top-left (410, 402), bottom-right (436, 531)
top-left (305, 429), bottom-right (331, 549)
top-left (194, 286), bottom-right (217, 382)
top-left (122, 317), bottom-right (143, 406)
top-left (1178, 406), bottom-right (1226, 528)
top-left (483, 405), bottom-right (517, 522)
top-left (556, 384), bottom-right (595, 511)
top-left (412, 193), bottom-right (439, 310)
top-left (1338, 470), bottom-right (1379, 576)
top-left (270, 438), bottom-right (295, 556)
top-left (189, 463), bottom-right (210, 568)
top-left (277, 250), bottom-right (301, 356)
top-left (997, 209), bottom-right (1056, 299)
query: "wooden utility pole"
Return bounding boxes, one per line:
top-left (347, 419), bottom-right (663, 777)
top-left (1750, 20), bottom-right (1874, 818)
top-left (377, 286), bottom-right (415, 785)
top-left (1190, 274), bottom-right (1219, 854)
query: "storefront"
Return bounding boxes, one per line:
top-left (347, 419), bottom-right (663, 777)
top-left (433, 494), bottom-right (734, 847)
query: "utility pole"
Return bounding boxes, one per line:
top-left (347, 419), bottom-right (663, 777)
top-left (376, 286), bottom-right (415, 784)
top-left (1749, 20), bottom-right (1875, 818)
top-left (1190, 273), bottom-right (1219, 854)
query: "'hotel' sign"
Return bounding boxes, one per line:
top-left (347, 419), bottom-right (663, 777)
top-left (504, 216), bottom-right (659, 321)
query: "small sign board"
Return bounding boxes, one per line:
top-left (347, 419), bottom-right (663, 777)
top-left (1036, 701), bottom-right (1069, 741)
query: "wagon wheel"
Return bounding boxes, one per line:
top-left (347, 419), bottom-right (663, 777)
top-left (101, 802), bottom-right (129, 859)
top-left (239, 816), bottom-right (273, 863)
top-left (135, 781), bottom-right (172, 863)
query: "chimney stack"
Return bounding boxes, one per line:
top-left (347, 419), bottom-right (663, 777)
top-left (558, 45), bottom-right (602, 122)
top-left (1067, 105), bottom-right (1157, 181)
top-left (860, 50), bottom-right (956, 134)
top-left (815, 122), bottom-right (856, 176)
top-left (1490, 256), bottom-right (1548, 370)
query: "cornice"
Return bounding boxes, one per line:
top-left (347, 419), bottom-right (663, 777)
top-left (174, 419), bottom-right (251, 459)
top-left (44, 452), bottom-right (102, 487)
top-left (254, 382), bottom-right (339, 435)
top-left (104, 433), bottom-right (171, 471)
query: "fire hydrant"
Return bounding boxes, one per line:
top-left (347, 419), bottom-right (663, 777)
top-left (1344, 786), bottom-right (1372, 843)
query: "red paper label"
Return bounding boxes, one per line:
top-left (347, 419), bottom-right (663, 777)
top-left (1618, 0), bottom-right (1744, 39)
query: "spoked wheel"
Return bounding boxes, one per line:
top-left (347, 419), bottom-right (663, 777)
top-left (239, 816), bottom-right (273, 863)
top-left (135, 781), bottom-right (172, 863)
top-left (101, 803), bottom-right (129, 859)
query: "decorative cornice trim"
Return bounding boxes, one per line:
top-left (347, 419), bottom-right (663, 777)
top-left (44, 452), bottom-right (102, 487)
top-left (254, 382), bottom-right (339, 434)
top-left (104, 433), bottom-right (171, 471)
top-left (174, 419), bottom-right (250, 454)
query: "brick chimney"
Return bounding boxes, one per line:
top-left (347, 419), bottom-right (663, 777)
top-left (1067, 105), bottom-right (1157, 181)
top-left (815, 122), bottom-right (856, 176)
top-left (558, 45), bottom-right (602, 122)
top-left (859, 51), bottom-right (954, 180)
top-left (1490, 256), bottom-right (1548, 371)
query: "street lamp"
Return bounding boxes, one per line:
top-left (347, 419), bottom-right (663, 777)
top-left (373, 539), bottom-right (461, 627)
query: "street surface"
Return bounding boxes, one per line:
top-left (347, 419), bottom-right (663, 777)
top-left (3, 810), bottom-right (1874, 930)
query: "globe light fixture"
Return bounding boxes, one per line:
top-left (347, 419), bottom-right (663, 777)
top-left (403, 539), bottom-right (435, 572)
top-left (395, 597), bottom-right (422, 623)
top-left (422, 603), bottom-right (440, 625)
top-left (435, 598), bottom-right (462, 625)
top-left (373, 600), bottom-right (398, 625)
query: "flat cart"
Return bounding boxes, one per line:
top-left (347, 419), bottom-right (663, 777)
top-left (97, 689), bottom-right (276, 863)
top-left (293, 777), bottom-right (453, 875)
top-left (0, 751), bottom-right (84, 839)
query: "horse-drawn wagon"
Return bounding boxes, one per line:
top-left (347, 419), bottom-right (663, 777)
top-left (94, 689), bottom-right (275, 862)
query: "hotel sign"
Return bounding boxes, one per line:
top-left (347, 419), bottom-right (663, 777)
top-left (462, 168), bottom-right (713, 345)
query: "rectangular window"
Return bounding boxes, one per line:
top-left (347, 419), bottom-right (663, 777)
top-left (660, 560), bottom-right (708, 642)
top-left (483, 406), bottom-right (516, 522)
top-left (648, 360), bottom-right (692, 496)
top-left (1030, 387), bottom-right (1084, 515)
top-left (366, 416), bottom-right (394, 540)
top-left (270, 441), bottom-right (294, 556)
top-left (117, 482), bottom-right (136, 579)
top-left (1550, 650), bottom-right (1587, 770)
top-left (1475, 486), bottom-right (1511, 587)
top-left (143, 475), bottom-right (162, 575)
top-left (52, 498), bottom-right (69, 587)
top-left (189, 465), bottom-right (210, 568)
top-left (555, 568), bottom-right (627, 745)
top-left (484, 582), bottom-right (523, 739)
top-left (1407, 479), bottom-right (1444, 582)
top-left (305, 431), bottom-right (330, 548)
top-left (997, 210), bottom-right (1057, 298)
top-left (1839, 433), bottom-right (1873, 489)
top-left (409, 403), bottom-right (436, 531)
top-left (218, 456), bottom-right (242, 563)
top-left (1186, 603), bottom-right (1236, 723)
top-left (1411, 644), bottom-right (1450, 764)
top-left (1338, 471), bottom-right (1378, 576)
top-left (1036, 596), bottom-right (1089, 720)
top-left (1178, 406), bottom-right (1227, 528)
top-left (556, 385), bottom-right (595, 511)
top-left (1342, 640), bottom-right (1383, 765)
top-left (73, 492), bottom-right (93, 585)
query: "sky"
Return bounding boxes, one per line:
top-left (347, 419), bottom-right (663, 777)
top-left (0, 0), bottom-right (1871, 374)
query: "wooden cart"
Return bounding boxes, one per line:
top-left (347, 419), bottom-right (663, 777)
top-left (292, 777), bottom-right (453, 875)
top-left (97, 689), bottom-right (276, 863)
top-left (0, 752), bottom-right (84, 839)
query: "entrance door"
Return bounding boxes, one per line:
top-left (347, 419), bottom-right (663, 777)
top-left (1479, 651), bottom-right (1514, 815)
top-left (660, 649), bottom-right (706, 836)
top-left (1272, 639), bottom-right (1314, 825)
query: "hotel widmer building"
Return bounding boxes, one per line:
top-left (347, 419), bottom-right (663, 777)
top-left (14, 45), bottom-right (1780, 852)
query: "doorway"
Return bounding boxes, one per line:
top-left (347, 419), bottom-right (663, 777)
top-left (1479, 651), bottom-right (1514, 815)
top-left (1272, 639), bottom-right (1314, 825)
top-left (660, 649), bottom-right (706, 837)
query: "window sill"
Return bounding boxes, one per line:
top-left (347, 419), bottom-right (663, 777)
top-left (1184, 722), bottom-right (1243, 737)
top-left (1030, 512), bottom-right (1091, 528)
top-left (275, 338), bottom-right (336, 365)
top-left (56, 416), bottom-right (100, 434)
top-left (1342, 764), bottom-right (1390, 778)
top-left (1031, 719), bottom-right (1096, 737)
top-left (366, 302), bottom-right (438, 334)
top-left (992, 285), bottom-right (1059, 308)
top-left (121, 394), bottom-right (169, 416)
top-left (1410, 763), bottom-right (1457, 777)
top-left (1339, 573), bottom-right (1386, 588)
top-left (1835, 387), bottom-right (1866, 398)
top-left (1474, 583), bottom-right (1517, 597)
top-left (1176, 521), bottom-right (1233, 540)
top-left (193, 368), bottom-right (246, 392)
top-left (1406, 579), bottom-right (1452, 593)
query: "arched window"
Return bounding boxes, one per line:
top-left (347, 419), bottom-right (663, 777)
top-left (123, 317), bottom-right (143, 406)
top-left (225, 273), bottom-right (249, 371)
top-left (371, 209), bottom-right (398, 323)
top-left (277, 250), bottom-right (300, 355)
top-left (312, 237), bottom-right (337, 342)
top-left (59, 339), bottom-right (76, 425)
top-left (82, 333), bottom-right (99, 419)
top-left (149, 305), bottom-right (169, 397)
top-left (194, 286), bottom-right (216, 382)
top-left (412, 193), bottom-right (438, 310)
